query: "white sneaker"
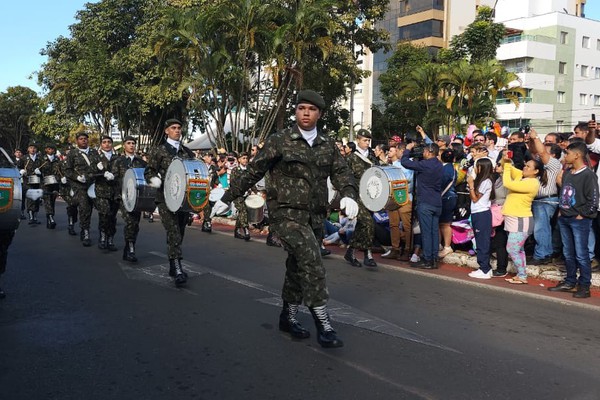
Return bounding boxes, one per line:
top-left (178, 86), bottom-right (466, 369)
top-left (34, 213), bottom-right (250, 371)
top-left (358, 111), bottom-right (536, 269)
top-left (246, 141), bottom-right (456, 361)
top-left (381, 249), bottom-right (392, 257)
top-left (438, 246), bottom-right (453, 258)
top-left (410, 254), bottom-right (420, 263)
top-left (468, 269), bottom-right (492, 279)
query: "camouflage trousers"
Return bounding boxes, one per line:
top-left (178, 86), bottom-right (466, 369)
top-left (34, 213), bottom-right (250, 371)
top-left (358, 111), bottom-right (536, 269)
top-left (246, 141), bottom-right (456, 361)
top-left (234, 197), bottom-right (248, 228)
top-left (24, 184), bottom-right (41, 213)
top-left (202, 201), bottom-right (212, 223)
top-left (95, 197), bottom-right (119, 236)
top-left (72, 189), bottom-right (93, 230)
top-left (157, 202), bottom-right (189, 260)
top-left (0, 230), bottom-right (15, 275)
top-left (273, 217), bottom-right (329, 308)
top-left (350, 203), bottom-right (374, 250)
top-left (120, 203), bottom-right (141, 243)
top-left (42, 186), bottom-right (59, 215)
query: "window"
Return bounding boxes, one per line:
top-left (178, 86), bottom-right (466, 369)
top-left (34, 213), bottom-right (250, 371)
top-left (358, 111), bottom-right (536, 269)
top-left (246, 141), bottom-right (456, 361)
top-left (595, 95), bottom-right (600, 106)
top-left (580, 93), bottom-right (588, 105)
top-left (560, 31), bottom-right (568, 44)
top-left (597, 39), bottom-right (600, 50)
top-left (583, 36), bottom-right (590, 48)
top-left (556, 120), bottom-right (565, 131)
top-left (559, 62), bottom-right (567, 74)
top-left (557, 91), bottom-right (566, 103)
top-left (581, 65), bottom-right (589, 77)
top-left (596, 67), bottom-right (600, 79)
top-left (398, 19), bottom-right (443, 41)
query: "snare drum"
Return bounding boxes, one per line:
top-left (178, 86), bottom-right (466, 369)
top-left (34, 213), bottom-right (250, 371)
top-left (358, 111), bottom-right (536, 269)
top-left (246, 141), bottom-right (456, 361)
top-left (164, 159), bottom-right (210, 212)
top-left (27, 175), bottom-right (41, 185)
top-left (244, 194), bottom-right (265, 224)
top-left (359, 166), bottom-right (409, 212)
top-left (43, 175), bottom-right (59, 186)
top-left (0, 167), bottom-right (22, 231)
top-left (122, 168), bottom-right (157, 212)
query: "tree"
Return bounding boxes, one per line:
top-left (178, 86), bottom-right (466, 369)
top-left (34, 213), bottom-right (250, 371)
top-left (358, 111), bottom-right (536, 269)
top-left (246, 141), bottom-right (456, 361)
top-left (0, 86), bottom-right (43, 152)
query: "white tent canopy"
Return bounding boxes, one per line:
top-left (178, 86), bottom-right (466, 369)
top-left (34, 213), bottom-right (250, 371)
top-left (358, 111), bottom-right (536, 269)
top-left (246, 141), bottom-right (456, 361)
top-left (185, 110), bottom-right (254, 150)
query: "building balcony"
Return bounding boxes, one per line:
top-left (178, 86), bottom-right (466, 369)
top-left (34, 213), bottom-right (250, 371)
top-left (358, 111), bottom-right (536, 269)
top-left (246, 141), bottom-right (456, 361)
top-left (497, 39), bottom-right (556, 62)
top-left (496, 102), bottom-right (554, 120)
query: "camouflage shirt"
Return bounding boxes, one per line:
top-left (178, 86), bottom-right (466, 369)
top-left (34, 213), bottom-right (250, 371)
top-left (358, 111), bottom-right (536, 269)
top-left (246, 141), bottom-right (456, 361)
top-left (224, 125), bottom-right (358, 224)
top-left (113, 154), bottom-right (147, 200)
top-left (144, 141), bottom-right (195, 204)
top-left (64, 148), bottom-right (101, 191)
top-left (94, 151), bottom-right (119, 199)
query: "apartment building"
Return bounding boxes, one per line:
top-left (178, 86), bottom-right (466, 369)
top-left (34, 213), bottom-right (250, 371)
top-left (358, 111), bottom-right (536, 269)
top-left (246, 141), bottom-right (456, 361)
top-left (495, 0), bottom-right (599, 133)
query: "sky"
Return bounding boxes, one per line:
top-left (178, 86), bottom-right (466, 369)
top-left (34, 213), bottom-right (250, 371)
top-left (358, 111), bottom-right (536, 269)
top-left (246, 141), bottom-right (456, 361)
top-left (1, 1), bottom-right (600, 94)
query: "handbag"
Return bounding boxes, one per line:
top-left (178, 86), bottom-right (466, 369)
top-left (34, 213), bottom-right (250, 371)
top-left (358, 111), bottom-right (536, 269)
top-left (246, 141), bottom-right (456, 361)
top-left (490, 204), bottom-right (504, 227)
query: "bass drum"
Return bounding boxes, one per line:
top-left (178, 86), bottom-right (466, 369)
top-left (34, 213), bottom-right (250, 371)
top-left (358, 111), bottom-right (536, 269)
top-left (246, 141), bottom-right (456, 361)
top-left (0, 167), bottom-right (22, 231)
top-left (359, 166), bottom-right (408, 212)
top-left (164, 158), bottom-right (210, 213)
top-left (122, 168), bottom-right (157, 212)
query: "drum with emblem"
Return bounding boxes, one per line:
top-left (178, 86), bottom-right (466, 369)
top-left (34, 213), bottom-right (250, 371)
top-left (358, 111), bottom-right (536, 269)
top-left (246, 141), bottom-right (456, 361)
top-left (0, 167), bottom-right (22, 231)
top-left (122, 168), bottom-right (157, 212)
top-left (164, 158), bottom-right (210, 213)
top-left (359, 166), bottom-right (408, 212)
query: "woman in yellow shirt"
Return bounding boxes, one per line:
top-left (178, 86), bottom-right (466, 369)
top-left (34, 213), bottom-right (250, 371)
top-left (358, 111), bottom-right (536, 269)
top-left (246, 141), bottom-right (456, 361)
top-left (502, 155), bottom-right (546, 284)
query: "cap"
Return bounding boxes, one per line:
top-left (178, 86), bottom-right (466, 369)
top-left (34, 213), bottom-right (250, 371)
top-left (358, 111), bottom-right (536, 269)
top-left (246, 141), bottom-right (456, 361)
top-left (164, 118), bottom-right (182, 129)
top-left (356, 129), bottom-right (372, 139)
top-left (390, 135), bottom-right (401, 143)
top-left (123, 135), bottom-right (137, 143)
top-left (437, 135), bottom-right (451, 146)
top-left (296, 89), bottom-right (326, 110)
top-left (76, 132), bottom-right (89, 139)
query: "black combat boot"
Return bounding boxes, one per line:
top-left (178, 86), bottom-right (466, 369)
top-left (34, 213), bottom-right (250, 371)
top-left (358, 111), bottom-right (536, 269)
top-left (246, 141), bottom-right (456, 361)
top-left (32, 212), bottom-right (41, 225)
top-left (106, 235), bottom-right (118, 252)
top-left (201, 220), bottom-right (212, 233)
top-left (47, 214), bottom-right (57, 229)
top-left (28, 211), bottom-right (35, 225)
top-left (82, 229), bottom-right (91, 247)
top-left (168, 259), bottom-right (188, 279)
top-left (279, 301), bottom-right (310, 339)
top-left (98, 231), bottom-right (107, 250)
top-left (309, 305), bottom-right (343, 348)
top-left (266, 231), bottom-right (282, 247)
top-left (243, 227), bottom-right (250, 241)
top-left (123, 241), bottom-right (137, 262)
top-left (169, 259), bottom-right (187, 287)
top-left (320, 245), bottom-right (331, 257)
top-left (234, 228), bottom-right (245, 240)
top-left (344, 247), bottom-right (361, 267)
top-left (68, 216), bottom-right (77, 236)
top-left (363, 249), bottom-right (377, 268)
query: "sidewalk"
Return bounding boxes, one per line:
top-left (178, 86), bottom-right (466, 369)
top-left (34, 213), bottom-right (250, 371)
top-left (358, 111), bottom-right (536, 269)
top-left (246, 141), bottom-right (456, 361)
top-left (203, 217), bottom-right (600, 302)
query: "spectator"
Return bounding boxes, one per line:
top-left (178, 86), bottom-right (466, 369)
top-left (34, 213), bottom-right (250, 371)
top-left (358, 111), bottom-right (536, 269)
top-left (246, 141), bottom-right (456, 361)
top-left (466, 158), bottom-right (495, 279)
top-left (501, 155), bottom-right (545, 284)
top-left (548, 142), bottom-right (599, 298)
top-left (401, 142), bottom-right (443, 269)
top-left (374, 143), bottom-right (389, 165)
top-left (435, 135), bottom-right (451, 151)
top-left (484, 132), bottom-right (500, 164)
top-left (490, 162), bottom-right (509, 277)
top-left (438, 149), bottom-right (457, 259)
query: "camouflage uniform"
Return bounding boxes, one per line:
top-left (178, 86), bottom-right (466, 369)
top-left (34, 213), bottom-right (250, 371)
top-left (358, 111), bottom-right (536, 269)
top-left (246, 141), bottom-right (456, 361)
top-left (94, 151), bottom-right (120, 239)
top-left (346, 150), bottom-right (379, 251)
top-left (64, 147), bottom-right (101, 232)
top-left (58, 158), bottom-right (79, 231)
top-left (21, 153), bottom-right (43, 215)
top-left (202, 163), bottom-right (219, 226)
top-left (230, 166), bottom-right (249, 229)
top-left (113, 154), bottom-right (147, 243)
top-left (145, 141), bottom-right (196, 260)
top-left (39, 153), bottom-right (61, 217)
top-left (223, 126), bottom-right (358, 307)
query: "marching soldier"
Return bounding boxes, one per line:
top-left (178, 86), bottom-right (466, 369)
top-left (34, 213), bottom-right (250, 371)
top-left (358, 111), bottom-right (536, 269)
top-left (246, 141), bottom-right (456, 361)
top-left (95, 136), bottom-right (119, 251)
top-left (215, 90), bottom-right (359, 348)
top-left (145, 118), bottom-right (196, 287)
top-left (344, 129), bottom-right (379, 268)
top-left (58, 150), bottom-right (79, 236)
top-left (19, 143), bottom-right (44, 225)
top-left (200, 151), bottom-right (218, 233)
top-left (113, 136), bottom-right (146, 262)
top-left (39, 144), bottom-right (61, 229)
top-left (231, 151), bottom-right (251, 241)
top-left (64, 132), bottom-right (101, 247)
top-left (13, 149), bottom-right (26, 219)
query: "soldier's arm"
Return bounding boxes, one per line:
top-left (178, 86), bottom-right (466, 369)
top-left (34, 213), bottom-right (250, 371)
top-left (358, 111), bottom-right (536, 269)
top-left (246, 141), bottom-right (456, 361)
top-left (144, 147), bottom-right (162, 181)
top-left (330, 145), bottom-right (359, 200)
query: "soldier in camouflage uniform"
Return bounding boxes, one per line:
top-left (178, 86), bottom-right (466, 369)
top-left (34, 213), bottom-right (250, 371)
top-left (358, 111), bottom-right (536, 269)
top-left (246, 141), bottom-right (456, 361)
top-left (216, 90), bottom-right (359, 348)
top-left (64, 132), bottom-right (101, 247)
top-left (39, 144), bottom-right (61, 229)
top-left (344, 129), bottom-right (379, 268)
top-left (200, 152), bottom-right (218, 233)
top-left (58, 152), bottom-right (79, 236)
top-left (230, 151), bottom-right (251, 241)
top-left (94, 136), bottom-right (120, 251)
top-left (19, 143), bottom-right (44, 225)
top-left (113, 136), bottom-right (147, 262)
top-left (145, 119), bottom-right (196, 287)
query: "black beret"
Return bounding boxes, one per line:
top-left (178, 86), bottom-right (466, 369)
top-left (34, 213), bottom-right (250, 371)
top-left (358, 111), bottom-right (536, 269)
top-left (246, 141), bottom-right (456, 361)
top-left (356, 129), bottom-right (372, 139)
top-left (101, 135), bottom-right (113, 142)
top-left (44, 144), bottom-right (57, 150)
top-left (27, 142), bottom-right (38, 148)
top-left (164, 118), bottom-right (182, 129)
top-left (76, 132), bottom-right (89, 139)
top-left (296, 89), bottom-right (326, 110)
top-left (123, 135), bottom-right (137, 143)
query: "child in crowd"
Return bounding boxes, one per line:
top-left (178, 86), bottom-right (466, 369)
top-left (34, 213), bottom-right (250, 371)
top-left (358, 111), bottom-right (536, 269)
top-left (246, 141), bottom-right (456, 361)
top-left (466, 158), bottom-right (495, 279)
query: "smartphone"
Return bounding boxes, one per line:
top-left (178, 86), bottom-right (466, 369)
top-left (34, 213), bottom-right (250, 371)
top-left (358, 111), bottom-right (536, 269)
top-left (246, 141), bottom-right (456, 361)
top-left (506, 150), bottom-right (513, 159)
top-left (592, 113), bottom-right (596, 121)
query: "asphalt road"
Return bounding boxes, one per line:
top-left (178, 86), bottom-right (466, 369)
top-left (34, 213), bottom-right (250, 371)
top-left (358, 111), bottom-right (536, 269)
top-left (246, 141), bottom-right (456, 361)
top-left (1, 203), bottom-right (599, 400)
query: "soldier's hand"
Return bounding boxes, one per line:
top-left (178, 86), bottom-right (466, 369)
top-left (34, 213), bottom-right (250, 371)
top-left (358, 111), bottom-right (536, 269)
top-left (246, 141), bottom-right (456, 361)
top-left (103, 171), bottom-right (115, 181)
top-left (34, 168), bottom-right (41, 175)
top-left (148, 176), bottom-right (162, 188)
top-left (77, 175), bottom-right (86, 183)
top-left (340, 197), bottom-right (359, 219)
top-left (213, 199), bottom-right (230, 216)
top-left (60, 176), bottom-right (68, 184)
top-left (97, 161), bottom-right (104, 170)
top-left (19, 169), bottom-right (26, 176)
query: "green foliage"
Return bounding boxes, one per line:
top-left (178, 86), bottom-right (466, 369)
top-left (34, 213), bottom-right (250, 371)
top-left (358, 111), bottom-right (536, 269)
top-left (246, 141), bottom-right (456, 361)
top-left (0, 86), bottom-right (44, 152)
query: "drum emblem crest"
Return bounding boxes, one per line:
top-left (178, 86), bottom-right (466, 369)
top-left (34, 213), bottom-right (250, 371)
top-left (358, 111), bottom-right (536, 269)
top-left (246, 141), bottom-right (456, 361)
top-left (391, 180), bottom-right (408, 206)
top-left (0, 177), bottom-right (14, 212)
top-left (187, 179), bottom-right (209, 211)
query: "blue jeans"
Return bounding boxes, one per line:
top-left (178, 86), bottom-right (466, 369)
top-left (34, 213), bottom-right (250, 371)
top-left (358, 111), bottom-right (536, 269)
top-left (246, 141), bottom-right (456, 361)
top-left (558, 216), bottom-right (592, 288)
top-left (417, 202), bottom-right (442, 262)
top-left (532, 198), bottom-right (558, 259)
top-left (472, 210), bottom-right (492, 273)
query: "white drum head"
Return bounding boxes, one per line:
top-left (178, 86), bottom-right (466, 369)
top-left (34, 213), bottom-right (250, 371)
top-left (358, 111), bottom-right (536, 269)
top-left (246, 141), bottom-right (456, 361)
top-left (359, 166), bottom-right (407, 212)
top-left (165, 159), bottom-right (186, 212)
top-left (209, 187), bottom-right (224, 202)
top-left (122, 168), bottom-right (138, 212)
top-left (327, 177), bottom-right (337, 204)
top-left (87, 183), bottom-right (96, 199)
top-left (244, 194), bottom-right (265, 209)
